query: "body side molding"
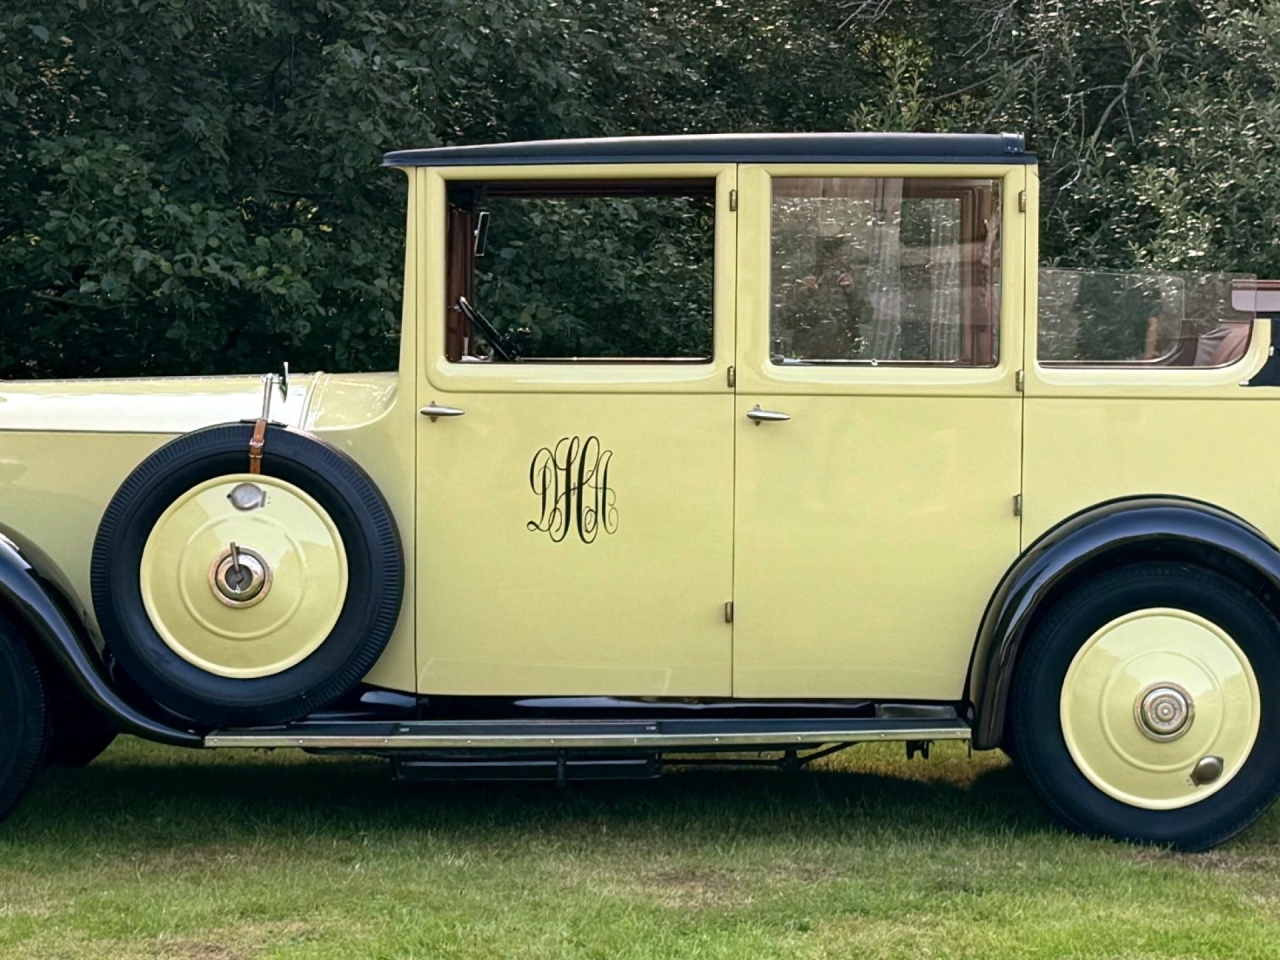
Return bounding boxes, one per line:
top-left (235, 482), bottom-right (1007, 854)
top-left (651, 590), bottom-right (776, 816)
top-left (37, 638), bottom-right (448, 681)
top-left (968, 497), bottom-right (1280, 750)
top-left (0, 527), bottom-right (202, 747)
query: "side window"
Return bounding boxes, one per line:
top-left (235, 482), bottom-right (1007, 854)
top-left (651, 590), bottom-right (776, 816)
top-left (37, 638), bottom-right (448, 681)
top-left (1038, 269), bottom-right (1255, 368)
top-left (444, 179), bottom-right (715, 362)
top-left (770, 177), bottom-right (1001, 366)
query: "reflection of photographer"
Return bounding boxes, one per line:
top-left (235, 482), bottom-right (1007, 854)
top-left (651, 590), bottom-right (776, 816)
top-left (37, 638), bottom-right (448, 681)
top-left (1075, 273), bottom-right (1163, 362)
top-left (784, 229), bottom-right (874, 360)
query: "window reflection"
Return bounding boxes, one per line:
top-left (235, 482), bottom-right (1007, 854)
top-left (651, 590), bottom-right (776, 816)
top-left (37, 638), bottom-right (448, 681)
top-left (1038, 270), bottom-right (1254, 368)
top-left (770, 177), bottom-right (1001, 367)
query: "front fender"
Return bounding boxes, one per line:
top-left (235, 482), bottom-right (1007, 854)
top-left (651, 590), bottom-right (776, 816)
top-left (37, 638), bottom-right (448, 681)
top-left (968, 497), bottom-right (1280, 750)
top-left (0, 527), bottom-right (201, 747)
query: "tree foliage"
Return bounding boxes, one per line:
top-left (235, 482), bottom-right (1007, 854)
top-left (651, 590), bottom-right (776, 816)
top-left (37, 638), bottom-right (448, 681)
top-left (476, 194), bottom-right (715, 359)
top-left (3, 0), bottom-right (1280, 377)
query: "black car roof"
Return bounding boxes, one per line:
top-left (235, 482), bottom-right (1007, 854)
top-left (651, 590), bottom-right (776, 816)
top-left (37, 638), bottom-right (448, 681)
top-left (382, 132), bottom-right (1032, 168)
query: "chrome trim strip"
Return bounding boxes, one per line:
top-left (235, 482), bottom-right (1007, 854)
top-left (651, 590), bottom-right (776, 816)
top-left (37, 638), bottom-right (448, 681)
top-left (205, 721), bottom-right (970, 750)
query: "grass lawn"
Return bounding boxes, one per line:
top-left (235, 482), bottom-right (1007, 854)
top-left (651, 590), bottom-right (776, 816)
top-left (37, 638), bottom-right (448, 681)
top-left (1, 738), bottom-right (1278, 959)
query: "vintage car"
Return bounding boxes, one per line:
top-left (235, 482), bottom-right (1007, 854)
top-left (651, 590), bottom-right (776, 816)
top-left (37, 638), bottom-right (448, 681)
top-left (3, 132), bottom-right (1280, 851)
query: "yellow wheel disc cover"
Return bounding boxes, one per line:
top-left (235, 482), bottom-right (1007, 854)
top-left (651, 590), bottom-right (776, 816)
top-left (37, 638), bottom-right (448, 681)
top-left (140, 474), bottom-right (349, 679)
top-left (1060, 608), bottom-right (1260, 810)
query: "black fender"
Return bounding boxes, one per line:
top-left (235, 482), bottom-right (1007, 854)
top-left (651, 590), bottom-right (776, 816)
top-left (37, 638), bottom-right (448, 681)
top-left (0, 527), bottom-right (201, 747)
top-left (968, 497), bottom-right (1280, 750)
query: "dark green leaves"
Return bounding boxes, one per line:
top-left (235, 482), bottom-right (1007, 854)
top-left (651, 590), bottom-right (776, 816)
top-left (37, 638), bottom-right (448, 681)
top-left (4, 1), bottom-right (1280, 378)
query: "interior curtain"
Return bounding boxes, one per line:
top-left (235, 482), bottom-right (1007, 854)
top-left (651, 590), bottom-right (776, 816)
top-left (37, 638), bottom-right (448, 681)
top-left (926, 199), bottom-right (962, 362)
top-left (861, 187), bottom-right (962, 363)
top-left (864, 179), bottom-right (903, 360)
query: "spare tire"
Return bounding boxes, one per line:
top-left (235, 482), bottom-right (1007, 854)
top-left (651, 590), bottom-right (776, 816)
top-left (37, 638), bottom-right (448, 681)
top-left (91, 423), bottom-right (403, 727)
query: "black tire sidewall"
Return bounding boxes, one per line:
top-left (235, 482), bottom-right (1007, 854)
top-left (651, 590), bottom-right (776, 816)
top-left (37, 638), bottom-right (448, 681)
top-left (1012, 562), bottom-right (1280, 850)
top-left (91, 423), bottom-right (403, 727)
top-left (0, 617), bottom-right (49, 824)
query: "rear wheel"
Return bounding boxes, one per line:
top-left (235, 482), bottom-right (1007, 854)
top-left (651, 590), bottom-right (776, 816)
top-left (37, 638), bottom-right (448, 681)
top-left (1011, 562), bottom-right (1280, 850)
top-left (0, 615), bottom-right (50, 824)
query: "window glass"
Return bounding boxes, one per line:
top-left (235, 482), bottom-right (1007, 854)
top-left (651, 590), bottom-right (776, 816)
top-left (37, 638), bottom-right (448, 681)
top-left (770, 177), bottom-right (1001, 366)
top-left (445, 180), bottom-right (715, 362)
top-left (1038, 269), bottom-right (1255, 367)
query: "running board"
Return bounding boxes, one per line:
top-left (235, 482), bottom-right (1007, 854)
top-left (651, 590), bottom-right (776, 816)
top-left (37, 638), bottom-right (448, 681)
top-left (204, 716), bottom-right (971, 751)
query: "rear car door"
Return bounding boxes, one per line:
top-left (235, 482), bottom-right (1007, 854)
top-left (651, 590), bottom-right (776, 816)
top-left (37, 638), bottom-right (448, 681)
top-left (732, 162), bottom-right (1028, 700)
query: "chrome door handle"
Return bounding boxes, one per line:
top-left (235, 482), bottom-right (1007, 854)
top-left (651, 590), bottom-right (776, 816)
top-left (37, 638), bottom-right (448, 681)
top-left (420, 402), bottom-right (465, 422)
top-left (746, 404), bottom-right (790, 425)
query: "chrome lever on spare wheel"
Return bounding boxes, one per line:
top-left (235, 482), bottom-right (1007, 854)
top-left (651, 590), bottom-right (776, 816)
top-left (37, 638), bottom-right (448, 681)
top-left (419, 402), bottom-right (466, 422)
top-left (746, 404), bottom-right (791, 425)
top-left (209, 542), bottom-right (272, 608)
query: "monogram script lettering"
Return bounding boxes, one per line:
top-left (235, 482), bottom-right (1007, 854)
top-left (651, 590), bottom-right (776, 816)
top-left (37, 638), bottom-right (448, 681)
top-left (527, 436), bottom-right (618, 543)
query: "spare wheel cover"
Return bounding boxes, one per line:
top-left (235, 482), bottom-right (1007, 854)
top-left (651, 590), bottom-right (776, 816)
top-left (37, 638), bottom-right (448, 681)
top-left (91, 422), bottom-right (403, 727)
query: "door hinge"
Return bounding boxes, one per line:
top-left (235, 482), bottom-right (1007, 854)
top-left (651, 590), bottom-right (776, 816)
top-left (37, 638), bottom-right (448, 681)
top-left (1013, 493), bottom-right (1023, 517)
top-left (1018, 190), bottom-right (1027, 212)
top-left (1015, 369), bottom-right (1025, 392)
top-left (724, 601), bottom-right (734, 624)
top-left (729, 189), bottom-right (737, 212)
top-left (726, 365), bottom-right (736, 388)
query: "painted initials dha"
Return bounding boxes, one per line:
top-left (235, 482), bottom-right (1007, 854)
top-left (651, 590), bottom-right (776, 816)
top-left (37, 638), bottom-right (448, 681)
top-left (528, 436), bottom-right (618, 543)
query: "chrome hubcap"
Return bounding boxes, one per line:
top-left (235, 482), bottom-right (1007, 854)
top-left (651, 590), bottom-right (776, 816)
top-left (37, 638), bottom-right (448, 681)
top-left (1060, 608), bottom-right (1259, 810)
top-left (209, 543), bottom-right (272, 607)
top-left (141, 474), bottom-right (348, 679)
top-left (1135, 682), bottom-right (1195, 741)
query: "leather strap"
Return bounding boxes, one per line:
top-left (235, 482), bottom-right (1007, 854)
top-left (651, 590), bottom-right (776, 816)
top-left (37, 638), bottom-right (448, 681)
top-left (248, 418), bottom-right (267, 474)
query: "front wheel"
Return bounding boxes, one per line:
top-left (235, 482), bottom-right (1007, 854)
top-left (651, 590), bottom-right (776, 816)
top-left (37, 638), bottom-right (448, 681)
top-left (1011, 562), bottom-right (1280, 850)
top-left (0, 615), bottom-right (50, 825)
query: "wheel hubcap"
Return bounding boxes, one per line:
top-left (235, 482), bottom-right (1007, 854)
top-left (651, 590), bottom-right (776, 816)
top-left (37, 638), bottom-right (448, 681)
top-left (140, 474), bottom-right (348, 679)
top-left (1059, 608), bottom-right (1260, 810)
top-left (1134, 682), bottom-right (1194, 741)
top-left (209, 544), bottom-right (272, 607)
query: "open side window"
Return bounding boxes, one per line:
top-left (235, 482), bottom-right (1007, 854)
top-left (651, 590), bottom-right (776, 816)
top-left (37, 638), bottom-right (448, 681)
top-left (443, 178), bottom-right (716, 363)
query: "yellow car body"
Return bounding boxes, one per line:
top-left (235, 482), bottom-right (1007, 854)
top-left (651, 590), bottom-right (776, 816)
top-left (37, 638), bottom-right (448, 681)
top-left (4, 132), bottom-right (1280, 848)
top-left (5, 146), bottom-right (1275, 702)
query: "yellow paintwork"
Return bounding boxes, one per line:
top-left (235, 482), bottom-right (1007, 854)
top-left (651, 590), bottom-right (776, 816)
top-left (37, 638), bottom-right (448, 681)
top-left (1021, 393), bottom-right (1280, 543)
top-left (140, 474), bottom-right (348, 678)
top-left (7, 145), bottom-right (1280, 713)
top-left (0, 370), bottom-right (416, 691)
top-left (1020, 318), bottom-right (1280, 549)
top-left (731, 164), bottom-right (1027, 699)
top-left (732, 395), bottom-right (1022, 698)
top-left (1060, 608), bottom-right (1259, 809)
top-left (414, 393), bottom-right (735, 694)
top-left (414, 164), bottom-right (737, 694)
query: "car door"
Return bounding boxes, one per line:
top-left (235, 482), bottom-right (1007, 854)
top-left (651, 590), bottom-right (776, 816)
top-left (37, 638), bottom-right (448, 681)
top-left (414, 164), bottom-right (737, 697)
top-left (732, 163), bottom-right (1028, 700)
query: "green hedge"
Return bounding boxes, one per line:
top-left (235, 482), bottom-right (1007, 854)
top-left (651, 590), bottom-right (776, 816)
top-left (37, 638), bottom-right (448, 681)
top-left (4, 1), bottom-right (1280, 378)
